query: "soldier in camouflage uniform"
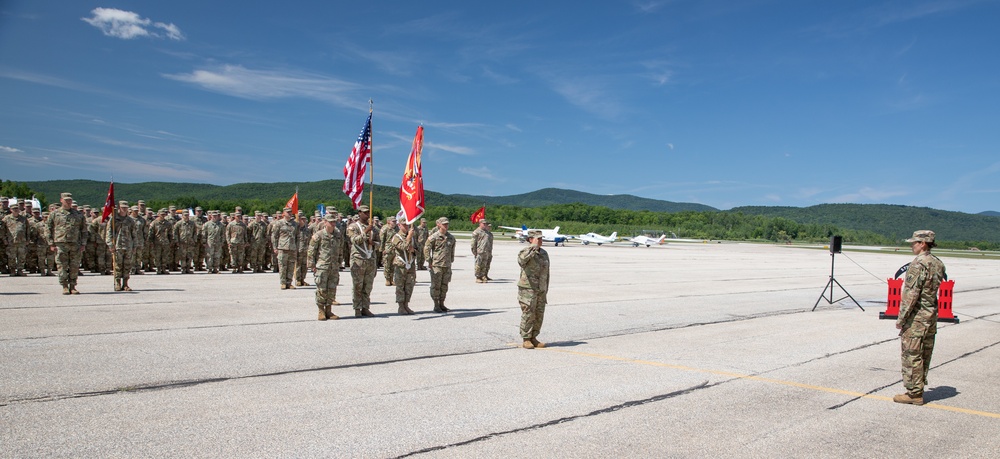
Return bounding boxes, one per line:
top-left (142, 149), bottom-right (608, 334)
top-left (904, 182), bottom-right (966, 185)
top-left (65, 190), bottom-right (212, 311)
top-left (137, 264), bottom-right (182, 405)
top-left (193, 207), bottom-right (207, 271)
top-left (423, 217), bottom-right (456, 312)
top-left (248, 212), bottom-right (267, 273)
top-left (471, 219), bottom-right (494, 283)
top-left (106, 201), bottom-right (139, 291)
top-left (25, 206), bottom-right (40, 274)
top-left (518, 230), bottom-right (550, 349)
top-left (203, 211), bottom-right (225, 273)
top-left (0, 198), bottom-right (7, 274)
top-left (267, 212), bottom-right (280, 272)
top-left (308, 213), bottom-right (343, 320)
top-left (147, 209), bottom-right (174, 274)
top-left (271, 208), bottom-right (298, 289)
top-left (226, 212), bottom-right (249, 273)
top-left (387, 219), bottom-right (417, 315)
top-left (219, 213), bottom-right (230, 271)
top-left (294, 212), bottom-right (311, 286)
top-left (173, 212), bottom-right (198, 274)
top-left (338, 212), bottom-right (350, 270)
top-left (1, 205), bottom-right (29, 276)
top-left (347, 205), bottom-right (378, 316)
top-left (414, 218), bottom-right (428, 270)
top-left (380, 216), bottom-right (398, 286)
top-left (46, 193), bottom-right (89, 294)
top-left (84, 210), bottom-right (99, 272)
top-left (894, 230), bottom-right (947, 406)
top-left (129, 206), bottom-right (146, 275)
top-left (37, 211), bottom-right (56, 276)
top-left (94, 215), bottom-right (111, 275)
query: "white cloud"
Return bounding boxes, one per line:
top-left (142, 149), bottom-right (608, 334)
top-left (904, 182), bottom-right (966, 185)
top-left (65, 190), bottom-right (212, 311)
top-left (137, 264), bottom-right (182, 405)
top-left (164, 65), bottom-right (361, 106)
top-left (4, 146), bottom-right (214, 181)
top-left (82, 8), bottom-right (185, 41)
top-left (667, 143), bottom-right (674, 151)
top-left (426, 141), bottom-right (475, 156)
top-left (828, 187), bottom-right (909, 203)
top-left (506, 124), bottom-right (522, 132)
top-left (0, 145), bottom-right (23, 153)
top-left (459, 166), bottom-right (502, 181)
top-left (549, 76), bottom-right (622, 119)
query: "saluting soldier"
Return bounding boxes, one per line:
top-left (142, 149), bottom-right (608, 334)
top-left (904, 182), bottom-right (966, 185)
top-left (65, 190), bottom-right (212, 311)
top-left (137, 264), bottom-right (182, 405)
top-left (518, 230), bottom-right (550, 349)
top-left (387, 219), bottom-right (417, 315)
top-left (106, 201), bottom-right (139, 291)
top-left (226, 211), bottom-right (249, 273)
top-left (424, 217), bottom-right (456, 312)
top-left (46, 192), bottom-right (89, 294)
top-left (271, 208), bottom-right (298, 289)
top-left (347, 205), bottom-right (378, 317)
top-left (308, 213), bottom-right (343, 320)
top-left (294, 212), bottom-right (311, 287)
top-left (471, 219), bottom-right (494, 283)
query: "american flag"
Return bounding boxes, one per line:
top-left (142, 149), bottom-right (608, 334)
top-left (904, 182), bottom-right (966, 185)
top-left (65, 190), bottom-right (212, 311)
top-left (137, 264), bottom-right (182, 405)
top-left (342, 113), bottom-right (372, 209)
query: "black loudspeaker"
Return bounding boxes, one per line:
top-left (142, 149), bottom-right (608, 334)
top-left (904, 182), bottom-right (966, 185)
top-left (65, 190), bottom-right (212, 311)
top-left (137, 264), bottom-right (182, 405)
top-left (830, 235), bottom-right (843, 254)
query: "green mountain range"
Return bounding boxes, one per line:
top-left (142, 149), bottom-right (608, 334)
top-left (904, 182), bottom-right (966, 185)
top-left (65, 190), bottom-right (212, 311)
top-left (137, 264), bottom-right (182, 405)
top-left (20, 179), bottom-right (1000, 244)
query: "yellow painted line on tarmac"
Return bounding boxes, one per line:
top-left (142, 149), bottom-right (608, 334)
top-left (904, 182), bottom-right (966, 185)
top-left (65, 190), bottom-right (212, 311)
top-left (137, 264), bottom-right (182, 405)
top-left (539, 347), bottom-right (1000, 419)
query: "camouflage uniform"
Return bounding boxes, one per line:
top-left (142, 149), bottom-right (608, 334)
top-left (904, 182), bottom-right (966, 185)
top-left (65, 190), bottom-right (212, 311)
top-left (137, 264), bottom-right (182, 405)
top-left (308, 217), bottom-right (342, 320)
top-left (388, 226), bottom-right (417, 313)
top-left (105, 203), bottom-right (139, 291)
top-left (271, 214), bottom-right (298, 288)
top-left (94, 218), bottom-right (111, 275)
top-left (267, 216), bottom-right (279, 272)
top-left (25, 212), bottom-right (40, 273)
top-left (85, 216), bottom-right (99, 272)
top-left (294, 216), bottom-right (311, 286)
top-left (414, 220), bottom-right (428, 270)
top-left (338, 217), bottom-right (350, 269)
top-left (147, 212), bottom-right (174, 274)
top-left (46, 196), bottom-right (89, 293)
top-left (517, 233), bottom-right (550, 345)
top-left (226, 215), bottom-right (249, 273)
top-left (35, 216), bottom-right (55, 276)
top-left (248, 215), bottom-right (268, 272)
top-left (896, 230), bottom-right (946, 402)
top-left (423, 218), bottom-right (456, 311)
top-left (173, 216), bottom-right (198, 273)
top-left (193, 209), bottom-right (207, 271)
top-left (130, 209), bottom-right (147, 275)
top-left (347, 212), bottom-right (378, 314)
top-left (380, 218), bottom-right (398, 285)
top-left (203, 214), bottom-right (226, 273)
top-left (471, 222), bottom-right (494, 282)
top-left (1, 210), bottom-right (29, 276)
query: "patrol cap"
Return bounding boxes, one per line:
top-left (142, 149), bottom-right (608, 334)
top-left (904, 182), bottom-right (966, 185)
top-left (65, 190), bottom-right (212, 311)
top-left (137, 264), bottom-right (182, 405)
top-left (420, 217), bottom-right (426, 222)
top-left (905, 230), bottom-right (936, 244)
top-left (42, 212), bottom-right (49, 217)
top-left (31, 208), bottom-right (40, 213)
top-left (526, 230), bottom-right (543, 239)
top-left (0, 196), bottom-right (7, 201)
top-left (137, 200), bottom-right (145, 205)
top-left (169, 205), bottom-right (176, 210)
top-left (158, 208), bottom-right (168, 214)
top-left (118, 200), bottom-right (129, 207)
top-left (283, 207), bottom-right (292, 213)
top-left (195, 206), bottom-right (203, 211)
top-left (323, 213), bottom-right (338, 222)
top-left (387, 216), bottom-right (396, 222)
top-left (373, 216), bottom-right (380, 221)
top-left (130, 206), bottom-right (139, 211)
top-left (83, 205), bottom-right (91, 210)
top-left (479, 219), bottom-right (490, 225)
top-left (436, 217), bottom-right (449, 225)
top-left (357, 205), bottom-right (369, 212)
top-left (297, 210), bottom-right (304, 216)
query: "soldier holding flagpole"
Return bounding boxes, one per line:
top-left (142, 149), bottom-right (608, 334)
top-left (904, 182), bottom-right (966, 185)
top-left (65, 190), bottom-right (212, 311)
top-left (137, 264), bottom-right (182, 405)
top-left (344, 101), bottom-right (377, 316)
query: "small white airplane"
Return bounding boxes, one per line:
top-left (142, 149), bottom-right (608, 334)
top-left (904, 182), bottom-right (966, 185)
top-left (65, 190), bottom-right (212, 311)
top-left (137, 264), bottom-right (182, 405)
top-left (578, 232), bottom-right (618, 246)
top-left (626, 235), bottom-right (666, 247)
top-left (498, 225), bottom-right (570, 246)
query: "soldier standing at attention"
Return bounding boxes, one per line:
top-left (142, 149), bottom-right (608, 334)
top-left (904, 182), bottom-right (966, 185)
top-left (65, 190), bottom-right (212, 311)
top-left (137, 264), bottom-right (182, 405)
top-left (130, 206), bottom-right (146, 275)
top-left (173, 211), bottom-right (198, 274)
top-left (203, 211), bottom-right (225, 273)
top-left (380, 216), bottom-right (398, 286)
top-left (471, 219), bottom-right (494, 283)
top-left (2, 204), bottom-right (29, 276)
top-left (308, 213), bottom-right (342, 320)
top-left (226, 211), bottom-right (249, 273)
top-left (388, 219), bottom-right (417, 315)
top-left (267, 212), bottom-right (280, 273)
top-left (347, 205), bottom-right (377, 317)
top-left (894, 230), bottom-right (946, 406)
top-left (248, 212), bottom-right (267, 273)
top-left (37, 211), bottom-right (56, 276)
top-left (414, 218), bottom-right (428, 270)
top-left (271, 207), bottom-right (298, 289)
top-left (106, 201), bottom-right (138, 291)
top-left (193, 207), bottom-right (207, 271)
top-left (424, 217), bottom-right (456, 312)
top-left (46, 193), bottom-right (89, 294)
top-left (518, 230), bottom-right (550, 349)
top-left (294, 212), bottom-right (311, 287)
top-left (147, 209), bottom-right (173, 274)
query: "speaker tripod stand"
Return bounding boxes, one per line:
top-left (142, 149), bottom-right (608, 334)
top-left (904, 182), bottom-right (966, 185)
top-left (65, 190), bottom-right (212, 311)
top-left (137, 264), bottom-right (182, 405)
top-left (812, 252), bottom-right (864, 311)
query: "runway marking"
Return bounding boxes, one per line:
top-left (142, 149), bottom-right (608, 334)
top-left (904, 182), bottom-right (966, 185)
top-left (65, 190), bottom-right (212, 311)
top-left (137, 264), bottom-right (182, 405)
top-left (544, 348), bottom-right (1000, 419)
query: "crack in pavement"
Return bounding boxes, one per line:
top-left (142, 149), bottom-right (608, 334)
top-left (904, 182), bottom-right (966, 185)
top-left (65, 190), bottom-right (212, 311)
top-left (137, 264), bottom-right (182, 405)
top-left (0, 347), bottom-right (507, 407)
top-left (394, 381), bottom-right (716, 458)
top-left (0, 319), bottom-right (316, 342)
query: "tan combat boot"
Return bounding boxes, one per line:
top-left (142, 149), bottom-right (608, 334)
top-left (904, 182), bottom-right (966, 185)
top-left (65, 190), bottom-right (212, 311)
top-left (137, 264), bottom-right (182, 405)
top-left (324, 305), bottom-right (339, 320)
top-left (318, 305), bottom-right (327, 321)
top-left (62, 286), bottom-right (71, 295)
top-left (530, 338), bottom-right (546, 348)
top-left (404, 304), bottom-right (414, 315)
top-left (398, 303), bottom-right (408, 315)
top-left (893, 393), bottom-right (924, 405)
top-left (522, 340), bottom-right (535, 349)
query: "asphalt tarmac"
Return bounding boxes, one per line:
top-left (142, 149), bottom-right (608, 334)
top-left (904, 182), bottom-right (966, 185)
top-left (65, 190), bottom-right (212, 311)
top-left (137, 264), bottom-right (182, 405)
top-left (2, 240), bottom-right (998, 458)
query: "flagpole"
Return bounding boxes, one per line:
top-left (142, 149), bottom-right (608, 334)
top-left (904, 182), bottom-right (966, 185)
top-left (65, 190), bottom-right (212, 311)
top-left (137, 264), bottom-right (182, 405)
top-left (368, 99), bottom-right (374, 216)
top-left (109, 176), bottom-right (117, 291)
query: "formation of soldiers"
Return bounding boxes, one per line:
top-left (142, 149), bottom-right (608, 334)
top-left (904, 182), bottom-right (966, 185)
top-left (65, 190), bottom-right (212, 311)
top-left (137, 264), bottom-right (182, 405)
top-left (2, 193), bottom-right (502, 322)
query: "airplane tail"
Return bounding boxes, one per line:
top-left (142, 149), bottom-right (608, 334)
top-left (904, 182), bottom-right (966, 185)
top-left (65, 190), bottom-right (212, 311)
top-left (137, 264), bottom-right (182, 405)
top-left (553, 226), bottom-right (560, 233)
top-left (655, 235), bottom-right (666, 244)
top-left (609, 232), bottom-right (617, 240)
top-left (521, 224), bottom-right (528, 231)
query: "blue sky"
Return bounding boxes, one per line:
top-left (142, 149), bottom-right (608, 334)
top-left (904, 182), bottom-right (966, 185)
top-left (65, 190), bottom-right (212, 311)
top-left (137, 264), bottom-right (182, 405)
top-left (2, 1), bottom-right (998, 213)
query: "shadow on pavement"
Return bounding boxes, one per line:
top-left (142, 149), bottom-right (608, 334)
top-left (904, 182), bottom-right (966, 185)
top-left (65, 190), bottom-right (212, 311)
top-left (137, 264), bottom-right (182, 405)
top-left (924, 386), bottom-right (959, 402)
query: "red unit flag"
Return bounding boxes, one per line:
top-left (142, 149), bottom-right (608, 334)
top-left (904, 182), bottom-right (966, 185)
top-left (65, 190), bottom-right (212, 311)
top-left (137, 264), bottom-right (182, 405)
top-left (399, 126), bottom-right (425, 224)
top-left (470, 206), bottom-right (485, 223)
top-left (100, 180), bottom-right (115, 223)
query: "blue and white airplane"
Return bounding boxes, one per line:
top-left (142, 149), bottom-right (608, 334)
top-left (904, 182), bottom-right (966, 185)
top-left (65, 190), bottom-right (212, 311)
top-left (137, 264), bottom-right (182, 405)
top-left (578, 232), bottom-right (618, 245)
top-left (498, 225), bottom-right (570, 246)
